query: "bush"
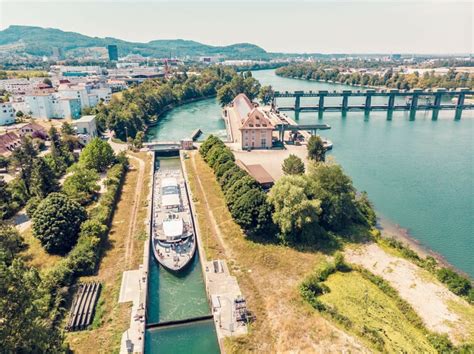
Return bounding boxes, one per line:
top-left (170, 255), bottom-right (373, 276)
top-left (25, 196), bottom-right (41, 218)
top-left (436, 268), bottom-right (472, 298)
top-left (199, 135), bottom-right (224, 158)
top-left (32, 193), bottom-right (87, 254)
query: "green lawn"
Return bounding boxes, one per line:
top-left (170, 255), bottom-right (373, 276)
top-left (319, 271), bottom-right (436, 353)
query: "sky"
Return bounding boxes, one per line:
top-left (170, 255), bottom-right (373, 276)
top-left (0, 0), bottom-right (472, 54)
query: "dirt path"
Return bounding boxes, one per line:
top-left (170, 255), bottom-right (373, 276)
top-left (123, 154), bottom-right (145, 268)
top-left (346, 243), bottom-right (473, 344)
top-left (190, 153), bottom-right (232, 260)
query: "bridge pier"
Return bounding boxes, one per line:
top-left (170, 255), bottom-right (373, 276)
top-left (387, 89), bottom-right (398, 118)
top-left (342, 90), bottom-right (351, 114)
top-left (432, 90), bottom-right (444, 120)
top-left (410, 89), bottom-right (422, 118)
top-left (365, 89), bottom-right (375, 114)
top-left (455, 89), bottom-right (468, 120)
top-left (295, 95), bottom-right (301, 112)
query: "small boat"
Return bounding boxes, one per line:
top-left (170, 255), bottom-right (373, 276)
top-left (321, 137), bottom-right (333, 150)
top-left (151, 168), bottom-right (196, 272)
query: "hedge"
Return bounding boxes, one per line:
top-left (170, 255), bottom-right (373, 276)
top-left (199, 135), bottom-right (275, 239)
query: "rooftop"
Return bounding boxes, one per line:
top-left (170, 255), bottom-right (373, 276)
top-left (74, 115), bottom-right (96, 123)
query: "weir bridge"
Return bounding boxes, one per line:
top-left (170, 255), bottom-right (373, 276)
top-left (272, 88), bottom-right (474, 120)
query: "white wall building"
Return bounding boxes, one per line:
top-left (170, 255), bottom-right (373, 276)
top-left (13, 94), bottom-right (82, 119)
top-left (0, 102), bottom-right (15, 126)
top-left (72, 115), bottom-right (98, 144)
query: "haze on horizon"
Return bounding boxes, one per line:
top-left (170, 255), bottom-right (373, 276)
top-left (0, 0), bottom-right (472, 54)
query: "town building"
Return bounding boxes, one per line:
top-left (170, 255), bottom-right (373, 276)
top-left (108, 45), bottom-right (119, 61)
top-left (18, 122), bottom-right (47, 138)
top-left (72, 115), bottom-right (98, 144)
top-left (224, 93), bottom-right (275, 150)
top-left (13, 94), bottom-right (82, 119)
top-left (0, 132), bottom-right (20, 156)
top-left (0, 102), bottom-right (15, 126)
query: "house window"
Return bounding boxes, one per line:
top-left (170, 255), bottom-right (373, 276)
top-left (261, 138), bottom-right (266, 147)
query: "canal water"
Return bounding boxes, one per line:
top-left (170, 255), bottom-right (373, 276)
top-left (146, 69), bottom-right (473, 278)
top-left (145, 156), bottom-right (220, 354)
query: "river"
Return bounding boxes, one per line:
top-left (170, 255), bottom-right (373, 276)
top-left (147, 69), bottom-right (473, 278)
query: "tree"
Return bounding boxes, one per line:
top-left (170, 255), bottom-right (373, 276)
top-left (62, 165), bottom-right (100, 205)
top-left (199, 135), bottom-right (224, 158)
top-left (25, 196), bottom-right (41, 219)
top-left (29, 157), bottom-right (59, 198)
top-left (42, 78), bottom-right (53, 87)
top-left (61, 122), bottom-right (75, 136)
top-left (282, 154), bottom-right (305, 175)
top-left (268, 175), bottom-right (323, 243)
top-left (217, 84), bottom-right (235, 107)
top-left (230, 188), bottom-right (274, 238)
top-left (133, 131), bottom-right (144, 149)
top-left (32, 193), bottom-right (87, 254)
top-left (11, 136), bottom-right (38, 194)
top-left (224, 175), bottom-right (259, 209)
top-left (0, 224), bottom-right (26, 263)
top-left (79, 137), bottom-right (115, 172)
top-left (48, 126), bottom-right (74, 176)
top-left (307, 162), bottom-right (359, 231)
top-left (0, 256), bottom-right (64, 352)
top-left (0, 156), bottom-right (9, 171)
top-left (307, 135), bottom-right (326, 162)
top-left (259, 85), bottom-right (274, 105)
top-left (0, 179), bottom-right (13, 219)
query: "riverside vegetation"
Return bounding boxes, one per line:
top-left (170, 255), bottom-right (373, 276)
top-left (198, 135), bottom-right (473, 352)
top-left (276, 62), bottom-right (474, 90)
top-left (0, 137), bottom-right (128, 351)
top-left (85, 66), bottom-right (262, 141)
top-left (199, 135), bottom-right (375, 245)
top-left (300, 254), bottom-right (473, 353)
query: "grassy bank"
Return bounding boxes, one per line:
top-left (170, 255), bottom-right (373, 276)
top-left (67, 152), bottom-right (151, 353)
top-left (319, 271), bottom-right (436, 352)
top-left (184, 151), bottom-right (367, 352)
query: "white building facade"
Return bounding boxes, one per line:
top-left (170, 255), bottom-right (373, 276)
top-left (0, 102), bottom-right (15, 126)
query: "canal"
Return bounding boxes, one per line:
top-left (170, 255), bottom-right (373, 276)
top-left (146, 69), bottom-right (473, 277)
top-left (145, 156), bottom-right (220, 354)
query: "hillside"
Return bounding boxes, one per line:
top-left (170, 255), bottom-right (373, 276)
top-left (0, 25), bottom-right (270, 59)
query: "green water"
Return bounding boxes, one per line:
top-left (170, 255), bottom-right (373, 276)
top-left (146, 156), bottom-right (219, 353)
top-left (252, 70), bottom-right (473, 277)
top-left (145, 320), bottom-right (220, 354)
top-left (146, 70), bottom-right (473, 277)
top-left (145, 98), bottom-right (227, 142)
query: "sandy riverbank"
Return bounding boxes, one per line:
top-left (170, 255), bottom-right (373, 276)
top-left (377, 215), bottom-right (472, 279)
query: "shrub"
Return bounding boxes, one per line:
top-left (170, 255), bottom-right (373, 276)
top-left (25, 196), bottom-right (42, 219)
top-left (199, 135), bottom-right (224, 158)
top-left (32, 193), bottom-right (87, 254)
top-left (436, 267), bottom-right (472, 298)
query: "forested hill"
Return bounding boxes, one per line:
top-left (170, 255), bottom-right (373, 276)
top-left (0, 25), bottom-right (270, 59)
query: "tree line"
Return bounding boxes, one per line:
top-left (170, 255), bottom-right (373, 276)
top-left (199, 135), bottom-right (376, 245)
top-left (0, 137), bottom-right (127, 351)
top-left (85, 66), bottom-right (258, 141)
top-left (199, 136), bottom-right (275, 239)
top-left (276, 63), bottom-right (474, 90)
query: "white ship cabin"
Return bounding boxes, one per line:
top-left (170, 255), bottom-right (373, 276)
top-left (162, 214), bottom-right (184, 242)
top-left (161, 178), bottom-right (180, 210)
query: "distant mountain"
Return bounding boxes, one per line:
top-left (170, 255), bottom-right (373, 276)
top-left (0, 25), bottom-right (270, 59)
